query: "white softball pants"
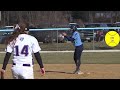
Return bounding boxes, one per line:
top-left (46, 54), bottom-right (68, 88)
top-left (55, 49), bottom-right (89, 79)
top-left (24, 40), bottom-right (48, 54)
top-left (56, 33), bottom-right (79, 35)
top-left (11, 63), bottom-right (34, 79)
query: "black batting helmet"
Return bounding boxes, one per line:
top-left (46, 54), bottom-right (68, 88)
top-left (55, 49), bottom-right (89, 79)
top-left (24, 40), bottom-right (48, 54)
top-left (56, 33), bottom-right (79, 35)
top-left (70, 25), bottom-right (77, 31)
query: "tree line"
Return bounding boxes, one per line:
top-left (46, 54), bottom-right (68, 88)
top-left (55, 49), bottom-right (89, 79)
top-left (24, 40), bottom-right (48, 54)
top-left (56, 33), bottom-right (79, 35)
top-left (0, 11), bottom-right (120, 28)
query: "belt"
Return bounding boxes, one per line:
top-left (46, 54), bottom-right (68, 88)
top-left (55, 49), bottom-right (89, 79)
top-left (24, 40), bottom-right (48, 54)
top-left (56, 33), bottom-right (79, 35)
top-left (13, 63), bottom-right (31, 66)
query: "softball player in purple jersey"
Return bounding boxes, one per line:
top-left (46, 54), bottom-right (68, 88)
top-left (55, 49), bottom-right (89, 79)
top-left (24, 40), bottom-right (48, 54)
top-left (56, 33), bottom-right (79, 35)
top-left (0, 23), bottom-right (45, 79)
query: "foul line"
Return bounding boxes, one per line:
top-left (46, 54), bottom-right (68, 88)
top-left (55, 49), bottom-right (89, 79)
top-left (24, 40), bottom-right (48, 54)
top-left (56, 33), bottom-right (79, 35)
top-left (0, 50), bottom-right (120, 53)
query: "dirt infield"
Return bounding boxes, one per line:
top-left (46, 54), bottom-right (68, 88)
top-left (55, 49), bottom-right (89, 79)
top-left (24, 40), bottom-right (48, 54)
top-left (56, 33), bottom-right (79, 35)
top-left (1, 64), bottom-right (120, 79)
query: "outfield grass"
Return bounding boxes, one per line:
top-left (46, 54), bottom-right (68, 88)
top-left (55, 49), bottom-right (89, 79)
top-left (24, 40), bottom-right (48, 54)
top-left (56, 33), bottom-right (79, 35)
top-left (0, 41), bottom-right (120, 51)
top-left (40, 41), bottom-right (120, 50)
top-left (0, 41), bottom-right (120, 64)
top-left (0, 52), bottom-right (120, 64)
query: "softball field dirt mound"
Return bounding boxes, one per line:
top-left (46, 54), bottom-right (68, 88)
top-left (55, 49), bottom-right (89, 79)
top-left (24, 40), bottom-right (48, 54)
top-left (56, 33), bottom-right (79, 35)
top-left (1, 64), bottom-right (120, 79)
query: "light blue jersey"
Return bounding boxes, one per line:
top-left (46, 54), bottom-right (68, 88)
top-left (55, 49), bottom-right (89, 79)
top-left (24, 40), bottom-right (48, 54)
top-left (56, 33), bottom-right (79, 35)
top-left (72, 31), bottom-right (83, 46)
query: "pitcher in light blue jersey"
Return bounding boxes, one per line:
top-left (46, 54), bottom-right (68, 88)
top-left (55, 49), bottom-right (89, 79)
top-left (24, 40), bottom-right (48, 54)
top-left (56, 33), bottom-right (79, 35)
top-left (62, 25), bottom-right (84, 74)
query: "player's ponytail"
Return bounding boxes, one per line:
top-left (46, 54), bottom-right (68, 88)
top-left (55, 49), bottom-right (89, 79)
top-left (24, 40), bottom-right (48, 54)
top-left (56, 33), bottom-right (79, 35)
top-left (5, 22), bottom-right (29, 45)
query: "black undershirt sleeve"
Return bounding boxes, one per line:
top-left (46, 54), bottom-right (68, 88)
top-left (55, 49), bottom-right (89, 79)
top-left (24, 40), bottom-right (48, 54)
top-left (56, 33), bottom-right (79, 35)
top-left (2, 52), bottom-right (11, 70)
top-left (64, 36), bottom-right (75, 41)
top-left (34, 52), bottom-right (44, 68)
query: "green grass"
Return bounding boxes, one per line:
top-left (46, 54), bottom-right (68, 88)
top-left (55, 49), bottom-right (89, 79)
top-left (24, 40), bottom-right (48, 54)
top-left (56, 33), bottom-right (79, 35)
top-left (1, 41), bottom-right (120, 51)
top-left (0, 42), bottom-right (120, 64)
top-left (38, 41), bottom-right (118, 50)
top-left (0, 52), bottom-right (120, 64)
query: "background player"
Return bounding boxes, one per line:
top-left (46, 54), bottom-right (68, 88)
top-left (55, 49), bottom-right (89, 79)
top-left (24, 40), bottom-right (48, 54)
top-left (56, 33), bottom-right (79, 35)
top-left (62, 25), bottom-right (84, 74)
top-left (0, 22), bottom-right (45, 79)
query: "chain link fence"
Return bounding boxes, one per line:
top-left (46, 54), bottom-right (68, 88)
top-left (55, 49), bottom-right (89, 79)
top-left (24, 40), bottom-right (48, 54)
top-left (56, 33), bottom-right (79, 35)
top-left (0, 28), bottom-right (120, 51)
